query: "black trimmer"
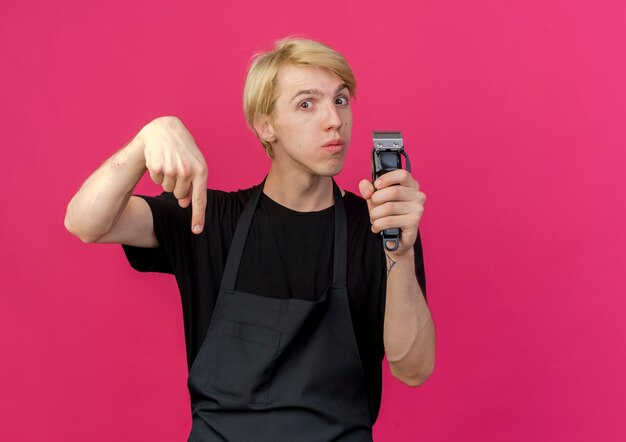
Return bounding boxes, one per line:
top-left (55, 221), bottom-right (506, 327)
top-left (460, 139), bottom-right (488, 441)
top-left (371, 131), bottom-right (411, 252)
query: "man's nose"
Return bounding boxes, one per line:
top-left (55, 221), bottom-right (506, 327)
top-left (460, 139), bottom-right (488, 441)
top-left (323, 102), bottom-right (343, 130)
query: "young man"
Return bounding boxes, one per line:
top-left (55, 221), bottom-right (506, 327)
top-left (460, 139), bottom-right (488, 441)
top-left (65, 38), bottom-right (434, 441)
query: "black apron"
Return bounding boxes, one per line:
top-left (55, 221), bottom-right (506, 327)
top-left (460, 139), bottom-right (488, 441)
top-left (187, 180), bottom-right (373, 441)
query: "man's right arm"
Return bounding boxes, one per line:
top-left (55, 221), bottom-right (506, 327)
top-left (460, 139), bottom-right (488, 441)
top-left (64, 116), bottom-right (208, 247)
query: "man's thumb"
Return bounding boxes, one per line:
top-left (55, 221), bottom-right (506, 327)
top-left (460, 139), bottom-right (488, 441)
top-left (358, 179), bottom-right (374, 199)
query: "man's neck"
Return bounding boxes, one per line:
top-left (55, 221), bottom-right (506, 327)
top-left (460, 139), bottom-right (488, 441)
top-left (263, 166), bottom-right (343, 212)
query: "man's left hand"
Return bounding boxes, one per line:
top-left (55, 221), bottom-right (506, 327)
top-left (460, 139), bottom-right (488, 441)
top-left (358, 169), bottom-right (426, 258)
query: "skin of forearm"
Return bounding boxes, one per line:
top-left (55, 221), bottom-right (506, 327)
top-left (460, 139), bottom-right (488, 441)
top-left (383, 248), bottom-right (436, 386)
top-left (65, 135), bottom-right (146, 242)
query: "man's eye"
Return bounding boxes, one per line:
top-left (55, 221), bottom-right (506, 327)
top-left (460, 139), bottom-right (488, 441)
top-left (335, 96), bottom-right (349, 106)
top-left (299, 100), bottom-right (313, 109)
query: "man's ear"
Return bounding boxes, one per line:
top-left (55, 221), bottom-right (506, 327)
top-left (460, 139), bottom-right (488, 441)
top-left (254, 114), bottom-right (277, 143)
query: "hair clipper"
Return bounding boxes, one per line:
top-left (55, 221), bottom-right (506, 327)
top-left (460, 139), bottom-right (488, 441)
top-left (371, 131), bottom-right (412, 252)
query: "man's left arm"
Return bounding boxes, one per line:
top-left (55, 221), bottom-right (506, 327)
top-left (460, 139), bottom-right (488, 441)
top-left (359, 170), bottom-right (436, 387)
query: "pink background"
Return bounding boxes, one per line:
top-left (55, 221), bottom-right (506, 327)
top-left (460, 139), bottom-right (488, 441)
top-left (1, 0), bottom-right (625, 440)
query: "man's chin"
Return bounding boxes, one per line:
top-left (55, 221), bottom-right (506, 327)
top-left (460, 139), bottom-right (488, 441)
top-left (318, 161), bottom-right (345, 177)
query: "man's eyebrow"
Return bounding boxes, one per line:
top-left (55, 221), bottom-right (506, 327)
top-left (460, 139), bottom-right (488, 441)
top-left (335, 83), bottom-right (349, 95)
top-left (289, 83), bottom-right (349, 103)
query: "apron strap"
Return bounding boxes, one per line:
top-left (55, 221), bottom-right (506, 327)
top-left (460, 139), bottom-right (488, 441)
top-left (219, 179), bottom-right (265, 292)
top-left (220, 178), bottom-right (348, 292)
top-left (332, 180), bottom-right (347, 288)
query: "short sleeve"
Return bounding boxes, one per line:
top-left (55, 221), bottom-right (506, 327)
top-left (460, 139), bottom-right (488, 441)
top-left (122, 192), bottom-right (193, 275)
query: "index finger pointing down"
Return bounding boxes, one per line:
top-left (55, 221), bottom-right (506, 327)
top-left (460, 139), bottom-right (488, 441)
top-left (190, 175), bottom-right (207, 234)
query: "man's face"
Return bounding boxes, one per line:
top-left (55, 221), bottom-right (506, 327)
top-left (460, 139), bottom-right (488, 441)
top-left (264, 64), bottom-right (353, 178)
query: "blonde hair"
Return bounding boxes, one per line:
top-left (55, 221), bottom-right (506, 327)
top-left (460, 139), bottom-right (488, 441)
top-left (243, 37), bottom-right (356, 158)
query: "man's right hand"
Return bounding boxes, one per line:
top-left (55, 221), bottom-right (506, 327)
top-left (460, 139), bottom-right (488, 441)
top-left (65, 115), bottom-right (208, 246)
top-left (138, 116), bottom-right (208, 234)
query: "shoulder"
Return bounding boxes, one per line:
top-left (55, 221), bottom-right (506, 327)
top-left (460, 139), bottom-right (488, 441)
top-left (201, 185), bottom-right (259, 231)
top-left (139, 186), bottom-right (257, 215)
top-left (342, 190), bottom-right (371, 227)
top-left (206, 186), bottom-right (256, 209)
top-left (136, 186), bottom-right (259, 234)
top-left (342, 189), bottom-right (367, 212)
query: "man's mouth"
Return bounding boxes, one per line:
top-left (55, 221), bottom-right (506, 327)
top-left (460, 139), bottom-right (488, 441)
top-left (322, 139), bottom-right (345, 153)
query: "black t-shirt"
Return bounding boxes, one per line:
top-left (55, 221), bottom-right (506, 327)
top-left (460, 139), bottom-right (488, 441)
top-left (122, 186), bottom-right (427, 423)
